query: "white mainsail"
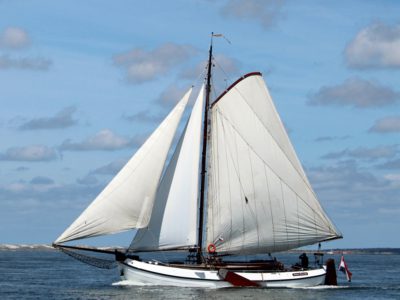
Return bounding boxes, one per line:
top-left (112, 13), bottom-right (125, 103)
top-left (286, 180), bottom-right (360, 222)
top-left (131, 85), bottom-right (205, 251)
top-left (206, 73), bottom-right (341, 254)
top-left (55, 88), bottom-right (192, 244)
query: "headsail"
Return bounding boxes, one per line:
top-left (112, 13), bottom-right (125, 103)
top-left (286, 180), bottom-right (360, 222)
top-left (130, 85), bottom-right (205, 251)
top-left (206, 73), bottom-right (341, 254)
top-left (55, 88), bottom-right (192, 244)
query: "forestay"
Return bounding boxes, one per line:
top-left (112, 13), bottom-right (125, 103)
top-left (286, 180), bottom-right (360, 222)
top-left (130, 86), bottom-right (205, 251)
top-left (55, 89), bottom-right (192, 244)
top-left (206, 73), bottom-right (341, 254)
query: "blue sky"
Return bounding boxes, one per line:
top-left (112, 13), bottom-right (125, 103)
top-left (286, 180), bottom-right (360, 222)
top-left (0, 0), bottom-right (399, 249)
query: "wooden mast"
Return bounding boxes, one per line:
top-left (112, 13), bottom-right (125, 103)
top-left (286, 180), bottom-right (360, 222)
top-left (197, 34), bottom-right (213, 264)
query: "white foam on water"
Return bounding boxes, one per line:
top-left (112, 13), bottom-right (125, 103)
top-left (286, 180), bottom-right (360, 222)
top-left (290, 285), bottom-right (350, 290)
top-left (3, 244), bottom-right (20, 250)
top-left (112, 280), bottom-right (150, 286)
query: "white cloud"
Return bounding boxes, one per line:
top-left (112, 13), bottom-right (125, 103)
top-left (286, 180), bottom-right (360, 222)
top-left (350, 146), bottom-right (398, 160)
top-left (113, 43), bottom-right (197, 83)
top-left (309, 161), bottom-right (381, 192)
top-left (220, 0), bottom-right (285, 29)
top-left (309, 77), bottom-right (400, 108)
top-left (179, 60), bottom-right (208, 80)
top-left (60, 129), bottom-right (136, 151)
top-left (122, 110), bottom-right (161, 124)
top-left (314, 135), bottom-right (351, 142)
top-left (15, 166), bottom-right (29, 172)
top-left (30, 176), bottom-right (55, 185)
top-left (0, 55), bottom-right (52, 71)
top-left (377, 158), bottom-right (400, 170)
top-left (77, 174), bottom-right (99, 186)
top-left (0, 180), bottom-right (101, 211)
top-left (369, 116), bottom-right (400, 133)
top-left (0, 145), bottom-right (58, 162)
top-left (383, 173), bottom-right (400, 183)
top-left (91, 159), bottom-right (127, 175)
top-left (0, 27), bottom-right (52, 72)
top-left (308, 161), bottom-right (399, 212)
top-left (3, 182), bottom-right (30, 193)
top-left (210, 54), bottom-right (242, 90)
top-left (345, 22), bottom-right (400, 69)
top-left (322, 145), bottom-right (399, 161)
top-left (157, 84), bottom-right (191, 107)
top-left (213, 54), bottom-right (241, 74)
top-left (180, 54), bottom-right (241, 80)
top-left (179, 54), bottom-right (242, 99)
top-left (0, 27), bottom-right (30, 49)
top-left (19, 106), bottom-right (77, 130)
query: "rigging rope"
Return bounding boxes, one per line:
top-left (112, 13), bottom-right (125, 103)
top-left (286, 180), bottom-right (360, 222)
top-left (60, 247), bottom-right (117, 269)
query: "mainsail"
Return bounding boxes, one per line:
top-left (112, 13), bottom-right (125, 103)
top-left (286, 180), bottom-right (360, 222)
top-left (130, 85), bottom-right (205, 251)
top-left (55, 88), bottom-right (192, 244)
top-left (206, 73), bottom-right (341, 254)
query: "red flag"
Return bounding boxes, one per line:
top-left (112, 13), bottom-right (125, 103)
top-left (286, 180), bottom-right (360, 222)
top-left (338, 255), bottom-right (352, 282)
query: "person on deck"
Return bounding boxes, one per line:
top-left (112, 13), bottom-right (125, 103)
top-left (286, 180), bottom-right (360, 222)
top-left (299, 253), bottom-right (309, 269)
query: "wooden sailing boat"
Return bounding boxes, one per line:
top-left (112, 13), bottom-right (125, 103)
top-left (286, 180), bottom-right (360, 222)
top-left (54, 35), bottom-right (342, 288)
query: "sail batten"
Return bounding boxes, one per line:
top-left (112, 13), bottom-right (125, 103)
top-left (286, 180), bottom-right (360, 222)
top-left (55, 88), bottom-right (192, 244)
top-left (206, 74), bottom-right (341, 254)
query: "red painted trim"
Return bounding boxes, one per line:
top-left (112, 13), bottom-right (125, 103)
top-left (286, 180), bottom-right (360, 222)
top-left (211, 72), bottom-right (262, 108)
top-left (218, 269), bottom-right (260, 287)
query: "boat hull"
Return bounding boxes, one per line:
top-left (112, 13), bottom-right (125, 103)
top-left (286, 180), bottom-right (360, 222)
top-left (119, 259), bottom-right (326, 288)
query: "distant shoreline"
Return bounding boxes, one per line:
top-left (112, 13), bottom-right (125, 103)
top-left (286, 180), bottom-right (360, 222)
top-left (286, 248), bottom-right (400, 255)
top-left (1, 244), bottom-right (399, 255)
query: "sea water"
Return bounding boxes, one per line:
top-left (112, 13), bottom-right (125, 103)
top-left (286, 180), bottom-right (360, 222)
top-left (1, 249), bottom-right (399, 299)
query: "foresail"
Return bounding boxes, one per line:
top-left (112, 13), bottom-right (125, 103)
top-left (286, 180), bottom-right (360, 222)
top-left (55, 89), bottom-right (192, 244)
top-left (130, 86), bottom-right (205, 251)
top-left (206, 73), bottom-right (341, 255)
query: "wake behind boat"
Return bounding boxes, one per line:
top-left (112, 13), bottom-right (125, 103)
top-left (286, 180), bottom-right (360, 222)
top-left (53, 34), bottom-right (342, 288)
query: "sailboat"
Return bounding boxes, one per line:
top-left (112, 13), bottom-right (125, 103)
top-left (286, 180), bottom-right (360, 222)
top-left (53, 35), bottom-right (342, 288)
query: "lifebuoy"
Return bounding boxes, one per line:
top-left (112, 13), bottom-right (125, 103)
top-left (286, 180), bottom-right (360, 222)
top-left (207, 243), bottom-right (216, 253)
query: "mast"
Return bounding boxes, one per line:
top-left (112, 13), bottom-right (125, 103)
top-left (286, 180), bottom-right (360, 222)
top-left (197, 34), bottom-right (213, 263)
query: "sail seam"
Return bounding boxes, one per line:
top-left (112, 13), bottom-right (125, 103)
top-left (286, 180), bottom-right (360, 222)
top-left (231, 117), bottom-right (246, 253)
top-left (279, 180), bottom-right (289, 245)
top-left (214, 108), bottom-right (335, 231)
top-left (221, 113), bottom-right (263, 253)
top-left (248, 144), bottom-right (261, 249)
top-left (218, 78), bottom-right (316, 199)
top-left (263, 164), bottom-right (276, 252)
top-left (296, 195), bottom-right (300, 248)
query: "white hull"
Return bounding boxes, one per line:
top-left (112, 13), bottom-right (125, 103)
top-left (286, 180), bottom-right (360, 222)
top-left (119, 259), bottom-right (326, 288)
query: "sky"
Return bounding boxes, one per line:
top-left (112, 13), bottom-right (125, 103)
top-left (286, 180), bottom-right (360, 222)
top-left (0, 0), bottom-right (399, 250)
